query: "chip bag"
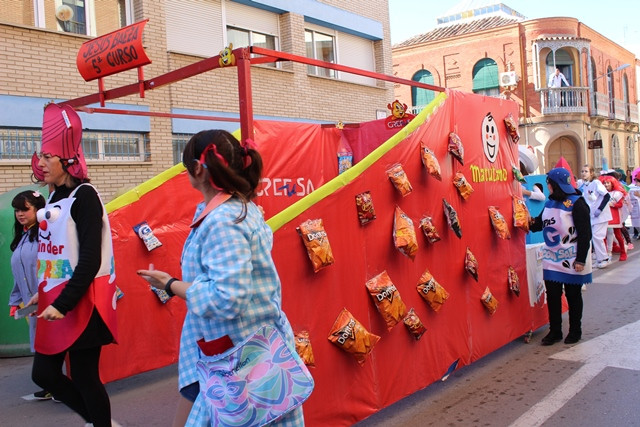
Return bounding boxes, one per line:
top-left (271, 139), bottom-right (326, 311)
top-left (453, 172), bottom-right (474, 200)
top-left (387, 163), bottom-right (413, 197)
top-left (133, 221), bottom-right (163, 251)
top-left (328, 308), bottom-right (381, 365)
top-left (394, 206), bottom-right (418, 259)
top-left (416, 268), bottom-right (450, 312)
top-left (448, 132), bottom-right (464, 165)
top-left (294, 330), bottom-right (316, 367)
top-left (481, 287), bottom-right (499, 315)
top-left (365, 270), bottom-right (408, 330)
top-left (465, 247), bottom-right (479, 281)
top-left (443, 198), bottom-right (462, 238)
top-left (297, 218), bottom-right (335, 272)
top-left (355, 191), bottom-right (376, 225)
top-left (419, 215), bottom-right (441, 244)
top-left (512, 165), bottom-right (526, 183)
top-left (508, 266), bottom-right (520, 297)
top-left (403, 308), bottom-right (427, 340)
top-left (504, 112), bottom-right (520, 143)
top-left (513, 196), bottom-right (531, 232)
top-left (420, 142), bottom-right (442, 181)
top-left (489, 206), bottom-right (511, 240)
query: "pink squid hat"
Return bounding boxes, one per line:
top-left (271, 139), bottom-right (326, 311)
top-left (32, 103), bottom-right (87, 181)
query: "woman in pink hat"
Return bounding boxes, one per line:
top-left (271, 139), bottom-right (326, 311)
top-left (25, 103), bottom-right (118, 427)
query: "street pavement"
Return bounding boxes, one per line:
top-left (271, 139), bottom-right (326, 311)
top-left (1, 250), bottom-right (639, 426)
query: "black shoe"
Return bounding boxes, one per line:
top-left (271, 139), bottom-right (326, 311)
top-left (541, 332), bottom-right (563, 346)
top-left (32, 390), bottom-right (52, 400)
top-left (564, 333), bottom-right (581, 344)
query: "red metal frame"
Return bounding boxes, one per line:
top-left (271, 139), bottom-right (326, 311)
top-left (62, 46), bottom-right (445, 145)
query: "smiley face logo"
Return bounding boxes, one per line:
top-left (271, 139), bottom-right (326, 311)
top-left (482, 112), bottom-right (499, 163)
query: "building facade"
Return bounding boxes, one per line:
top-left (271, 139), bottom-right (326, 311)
top-left (0, 0), bottom-right (393, 200)
top-left (392, 3), bottom-right (639, 179)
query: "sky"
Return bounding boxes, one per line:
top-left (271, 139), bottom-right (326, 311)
top-left (389, 0), bottom-right (640, 56)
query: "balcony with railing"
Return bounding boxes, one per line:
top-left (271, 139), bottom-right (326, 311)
top-left (591, 92), bottom-right (638, 123)
top-left (539, 87), bottom-right (588, 114)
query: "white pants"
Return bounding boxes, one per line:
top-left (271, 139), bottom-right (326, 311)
top-left (592, 221), bottom-right (609, 261)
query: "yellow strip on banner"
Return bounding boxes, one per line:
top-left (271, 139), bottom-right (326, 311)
top-left (266, 92), bottom-right (448, 232)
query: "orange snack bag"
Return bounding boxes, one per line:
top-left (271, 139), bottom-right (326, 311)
top-left (420, 142), bottom-right (442, 181)
top-left (481, 287), bottom-right (499, 315)
top-left (508, 266), bottom-right (520, 297)
top-left (453, 172), bottom-right (474, 200)
top-left (394, 206), bottom-right (418, 259)
top-left (403, 308), bottom-right (427, 340)
top-left (294, 330), bottom-right (316, 367)
top-left (355, 191), bottom-right (376, 225)
top-left (297, 218), bottom-right (335, 272)
top-left (513, 196), bottom-right (531, 232)
top-left (327, 308), bottom-right (381, 365)
top-left (416, 268), bottom-right (450, 312)
top-left (465, 247), bottom-right (479, 281)
top-left (448, 132), bottom-right (464, 165)
top-left (386, 163), bottom-right (413, 197)
top-left (488, 206), bottom-right (511, 240)
top-left (419, 215), bottom-right (441, 244)
top-left (504, 113), bottom-right (520, 143)
top-left (365, 270), bottom-right (408, 330)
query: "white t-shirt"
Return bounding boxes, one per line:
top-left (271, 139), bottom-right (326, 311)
top-left (579, 179), bottom-right (612, 224)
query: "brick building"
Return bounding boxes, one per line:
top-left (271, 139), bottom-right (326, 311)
top-left (392, 2), bottom-right (640, 178)
top-left (0, 0), bottom-right (393, 200)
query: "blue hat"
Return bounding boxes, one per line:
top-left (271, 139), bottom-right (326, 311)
top-left (547, 167), bottom-right (576, 194)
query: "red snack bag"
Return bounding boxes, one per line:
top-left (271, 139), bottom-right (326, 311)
top-left (365, 270), bottom-right (408, 330)
top-left (508, 266), bottom-right (520, 297)
top-left (489, 206), bottom-right (511, 240)
top-left (328, 308), bottom-right (381, 365)
top-left (403, 308), bottom-right (427, 340)
top-left (504, 113), bottom-right (520, 143)
top-left (448, 132), bottom-right (464, 165)
top-left (481, 287), bottom-right (499, 315)
top-left (513, 196), bottom-right (531, 232)
top-left (420, 142), bottom-right (442, 181)
top-left (355, 191), bottom-right (376, 225)
top-left (394, 206), bottom-right (418, 259)
top-left (386, 163), bottom-right (413, 197)
top-left (416, 268), bottom-right (450, 312)
top-left (419, 215), bottom-right (441, 244)
top-left (465, 247), bottom-right (479, 281)
top-left (297, 218), bottom-right (335, 272)
top-left (294, 330), bottom-right (316, 367)
top-left (453, 172), bottom-right (474, 200)
top-left (443, 198), bottom-right (462, 238)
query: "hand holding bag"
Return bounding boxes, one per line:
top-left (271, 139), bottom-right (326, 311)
top-left (196, 325), bottom-right (314, 426)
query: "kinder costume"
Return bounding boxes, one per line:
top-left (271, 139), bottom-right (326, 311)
top-left (579, 178), bottom-right (612, 263)
top-left (35, 183), bottom-right (117, 354)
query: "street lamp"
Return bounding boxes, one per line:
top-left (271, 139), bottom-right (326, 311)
top-left (593, 63), bottom-right (630, 82)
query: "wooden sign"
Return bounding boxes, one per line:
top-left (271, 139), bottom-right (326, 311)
top-left (76, 20), bottom-right (151, 82)
top-left (588, 139), bottom-right (603, 149)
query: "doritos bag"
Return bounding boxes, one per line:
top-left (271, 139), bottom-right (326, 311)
top-left (453, 172), bottom-right (474, 200)
top-left (355, 191), bottom-right (376, 225)
top-left (419, 215), bottom-right (441, 244)
top-left (394, 206), bottom-right (418, 259)
top-left (295, 330), bottom-right (316, 367)
top-left (481, 287), bottom-right (499, 315)
top-left (504, 113), bottom-right (520, 143)
top-left (387, 163), bottom-right (413, 197)
top-left (465, 247), bottom-right (479, 281)
top-left (513, 196), bottom-right (531, 232)
top-left (489, 206), bottom-right (511, 240)
top-left (508, 266), bottom-right (520, 297)
top-left (420, 142), bottom-right (442, 181)
top-left (328, 308), bottom-right (380, 365)
top-left (448, 132), bottom-right (464, 165)
top-left (443, 198), bottom-right (462, 238)
top-left (416, 268), bottom-right (450, 312)
top-left (297, 218), bottom-right (335, 272)
top-left (365, 270), bottom-right (407, 330)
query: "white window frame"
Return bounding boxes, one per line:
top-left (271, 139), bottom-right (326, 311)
top-left (226, 26), bottom-right (280, 68)
top-left (612, 134), bottom-right (621, 168)
top-left (305, 28), bottom-right (337, 78)
top-left (593, 131), bottom-right (603, 172)
top-left (627, 136), bottom-right (635, 169)
top-left (118, 0), bottom-right (134, 27)
top-left (54, 0), bottom-right (96, 36)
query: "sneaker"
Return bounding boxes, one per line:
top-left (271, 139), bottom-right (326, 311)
top-left (541, 332), bottom-right (563, 346)
top-left (581, 284), bottom-right (587, 292)
top-left (32, 390), bottom-right (52, 400)
top-left (634, 235), bottom-right (640, 240)
top-left (620, 253), bottom-right (627, 261)
top-left (597, 259), bottom-right (612, 269)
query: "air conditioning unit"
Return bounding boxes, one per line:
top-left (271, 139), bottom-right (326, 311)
top-left (499, 71), bottom-right (518, 87)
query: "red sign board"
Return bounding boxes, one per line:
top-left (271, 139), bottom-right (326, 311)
top-left (76, 20), bottom-right (151, 82)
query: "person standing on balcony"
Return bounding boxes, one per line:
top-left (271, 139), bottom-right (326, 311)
top-left (548, 68), bottom-right (570, 107)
